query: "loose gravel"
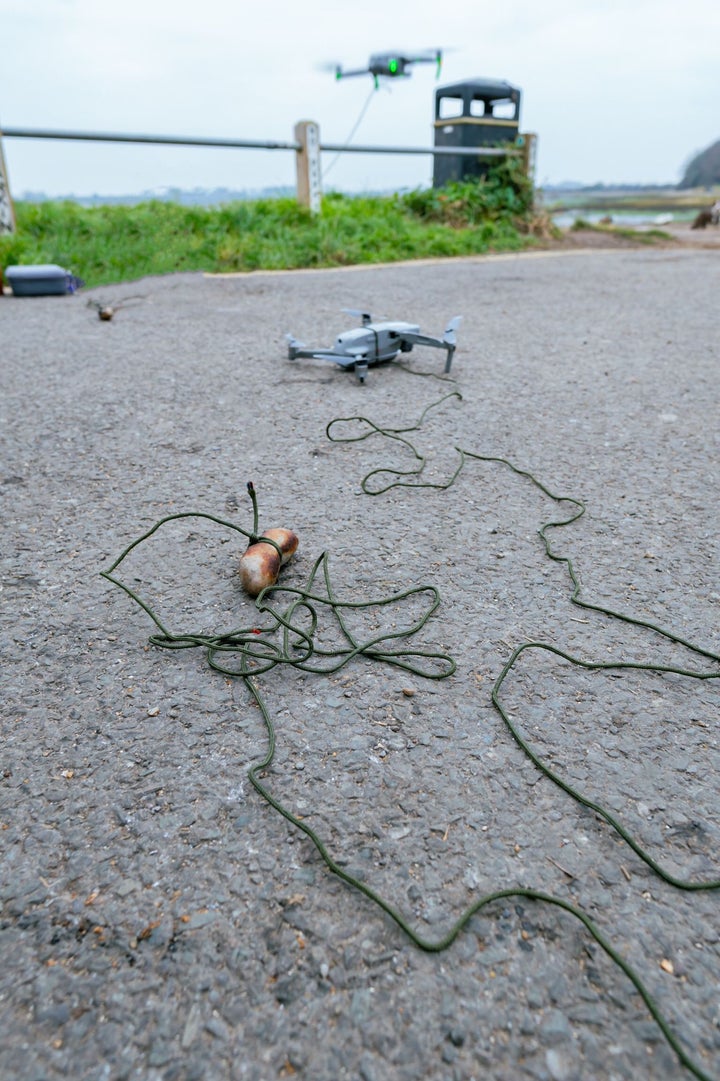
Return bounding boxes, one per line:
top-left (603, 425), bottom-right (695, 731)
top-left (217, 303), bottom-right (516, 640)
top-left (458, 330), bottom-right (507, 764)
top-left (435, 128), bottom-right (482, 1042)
top-left (1, 244), bottom-right (719, 1081)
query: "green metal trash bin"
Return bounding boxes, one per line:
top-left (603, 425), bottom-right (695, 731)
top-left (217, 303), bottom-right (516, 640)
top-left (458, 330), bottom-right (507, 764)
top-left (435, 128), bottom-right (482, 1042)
top-left (433, 78), bottom-right (521, 187)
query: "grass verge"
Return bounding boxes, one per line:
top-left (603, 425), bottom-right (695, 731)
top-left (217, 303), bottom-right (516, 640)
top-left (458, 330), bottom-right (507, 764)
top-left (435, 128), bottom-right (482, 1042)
top-left (0, 161), bottom-right (551, 287)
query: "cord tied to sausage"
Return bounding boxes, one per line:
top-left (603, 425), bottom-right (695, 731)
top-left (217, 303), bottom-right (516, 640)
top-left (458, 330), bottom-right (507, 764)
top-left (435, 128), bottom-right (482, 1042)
top-left (239, 483), bottom-right (298, 597)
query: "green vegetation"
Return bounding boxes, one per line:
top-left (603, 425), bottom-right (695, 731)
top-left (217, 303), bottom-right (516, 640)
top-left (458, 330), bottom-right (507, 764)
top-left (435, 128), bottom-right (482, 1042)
top-left (0, 160), bottom-right (545, 287)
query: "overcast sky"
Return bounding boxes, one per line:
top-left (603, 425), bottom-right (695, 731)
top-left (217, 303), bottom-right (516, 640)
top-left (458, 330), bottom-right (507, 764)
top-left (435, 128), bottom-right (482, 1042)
top-left (1, 0), bottom-right (719, 197)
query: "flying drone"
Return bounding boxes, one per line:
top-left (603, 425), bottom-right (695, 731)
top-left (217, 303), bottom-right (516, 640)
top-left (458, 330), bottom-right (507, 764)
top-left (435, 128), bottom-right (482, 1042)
top-left (333, 49), bottom-right (443, 88)
top-left (286, 310), bottom-right (462, 383)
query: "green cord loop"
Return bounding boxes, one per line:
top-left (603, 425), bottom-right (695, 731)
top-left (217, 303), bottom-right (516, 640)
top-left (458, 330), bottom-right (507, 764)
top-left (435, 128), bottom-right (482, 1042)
top-left (102, 393), bottom-right (719, 1081)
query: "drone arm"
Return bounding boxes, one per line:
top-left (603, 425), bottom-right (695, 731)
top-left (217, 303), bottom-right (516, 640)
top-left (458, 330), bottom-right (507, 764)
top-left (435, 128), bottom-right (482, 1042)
top-left (395, 331), bottom-right (444, 350)
top-left (391, 316), bottom-right (461, 350)
top-left (287, 342), bottom-right (369, 371)
top-left (392, 315), bottom-right (462, 373)
top-left (287, 335), bottom-right (337, 361)
top-left (394, 332), bottom-right (455, 373)
top-left (335, 66), bottom-right (377, 81)
top-left (289, 346), bottom-right (322, 360)
top-left (311, 352), bottom-right (363, 368)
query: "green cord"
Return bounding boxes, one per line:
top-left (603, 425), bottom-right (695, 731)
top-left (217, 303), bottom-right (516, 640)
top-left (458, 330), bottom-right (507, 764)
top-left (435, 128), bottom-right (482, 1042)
top-left (243, 665), bottom-right (713, 1081)
top-left (102, 398), bottom-right (719, 1081)
top-left (326, 390), bottom-right (465, 494)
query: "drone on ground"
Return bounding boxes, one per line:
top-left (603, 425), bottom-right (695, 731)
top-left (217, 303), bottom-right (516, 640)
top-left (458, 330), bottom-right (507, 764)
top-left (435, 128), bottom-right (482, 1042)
top-left (286, 310), bottom-right (462, 382)
top-left (333, 49), bottom-right (443, 88)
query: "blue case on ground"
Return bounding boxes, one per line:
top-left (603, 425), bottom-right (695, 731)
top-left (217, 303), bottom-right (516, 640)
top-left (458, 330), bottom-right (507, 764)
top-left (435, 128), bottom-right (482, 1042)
top-left (6, 264), bottom-right (83, 296)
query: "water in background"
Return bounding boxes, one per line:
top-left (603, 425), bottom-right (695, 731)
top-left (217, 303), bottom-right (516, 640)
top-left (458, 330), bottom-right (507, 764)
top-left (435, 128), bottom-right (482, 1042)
top-left (552, 208), bottom-right (696, 229)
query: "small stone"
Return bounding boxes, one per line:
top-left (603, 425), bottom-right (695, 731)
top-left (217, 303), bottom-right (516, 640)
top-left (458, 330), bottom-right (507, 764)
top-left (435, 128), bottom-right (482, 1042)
top-left (204, 1014), bottom-right (231, 1041)
top-left (181, 1002), bottom-right (203, 1049)
top-left (186, 909), bottom-right (216, 930)
top-left (274, 974), bottom-right (302, 1005)
top-left (546, 1048), bottom-right (572, 1081)
top-left (540, 1009), bottom-right (572, 1045)
top-left (114, 879), bottom-right (140, 898)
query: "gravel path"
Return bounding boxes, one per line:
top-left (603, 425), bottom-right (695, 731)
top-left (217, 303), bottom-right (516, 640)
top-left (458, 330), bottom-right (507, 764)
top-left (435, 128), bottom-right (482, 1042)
top-left (1, 243), bottom-right (719, 1081)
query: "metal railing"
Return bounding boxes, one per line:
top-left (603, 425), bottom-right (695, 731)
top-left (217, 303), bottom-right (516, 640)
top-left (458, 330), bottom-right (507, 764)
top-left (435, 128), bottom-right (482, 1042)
top-left (0, 122), bottom-right (534, 227)
top-left (2, 127), bottom-right (303, 152)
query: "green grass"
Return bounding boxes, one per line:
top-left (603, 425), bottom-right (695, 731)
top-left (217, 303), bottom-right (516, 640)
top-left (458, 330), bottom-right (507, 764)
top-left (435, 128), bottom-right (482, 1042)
top-left (0, 162), bottom-right (543, 287)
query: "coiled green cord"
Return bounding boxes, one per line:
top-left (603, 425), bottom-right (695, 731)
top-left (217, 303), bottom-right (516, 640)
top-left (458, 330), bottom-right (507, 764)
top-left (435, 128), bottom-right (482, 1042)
top-left (102, 392), bottom-right (719, 1081)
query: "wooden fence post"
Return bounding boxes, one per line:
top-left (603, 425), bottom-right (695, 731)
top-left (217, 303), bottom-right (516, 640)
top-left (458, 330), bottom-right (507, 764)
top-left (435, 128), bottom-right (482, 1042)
top-left (294, 121), bottom-right (322, 213)
top-left (519, 132), bottom-right (537, 184)
top-left (0, 127), bottom-right (16, 234)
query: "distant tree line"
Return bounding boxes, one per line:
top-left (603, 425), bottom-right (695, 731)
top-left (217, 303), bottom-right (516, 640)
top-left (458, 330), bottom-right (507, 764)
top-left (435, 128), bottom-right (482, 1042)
top-left (17, 185), bottom-right (296, 207)
top-left (679, 139), bottom-right (720, 188)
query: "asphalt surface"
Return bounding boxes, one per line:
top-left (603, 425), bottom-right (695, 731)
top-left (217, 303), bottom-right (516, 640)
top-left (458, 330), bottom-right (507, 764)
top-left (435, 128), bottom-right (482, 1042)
top-left (1, 241), bottom-right (719, 1081)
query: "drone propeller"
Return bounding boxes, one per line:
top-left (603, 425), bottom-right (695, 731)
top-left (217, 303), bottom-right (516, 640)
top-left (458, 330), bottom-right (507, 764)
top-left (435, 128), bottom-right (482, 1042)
top-left (342, 308), bottom-right (373, 325)
top-left (443, 315), bottom-right (462, 344)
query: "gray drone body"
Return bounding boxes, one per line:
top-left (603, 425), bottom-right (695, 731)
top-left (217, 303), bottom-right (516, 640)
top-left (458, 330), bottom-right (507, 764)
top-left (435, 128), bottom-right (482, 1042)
top-left (334, 50), bottom-right (443, 84)
top-left (286, 310), bottom-right (461, 382)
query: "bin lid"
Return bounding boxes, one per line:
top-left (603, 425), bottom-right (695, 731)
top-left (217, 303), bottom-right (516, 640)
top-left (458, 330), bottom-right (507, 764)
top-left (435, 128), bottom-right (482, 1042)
top-left (436, 79), bottom-right (520, 103)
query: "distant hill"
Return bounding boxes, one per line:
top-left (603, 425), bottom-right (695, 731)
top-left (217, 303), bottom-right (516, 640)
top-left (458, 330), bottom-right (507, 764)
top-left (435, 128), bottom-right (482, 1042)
top-left (678, 140), bottom-right (720, 189)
